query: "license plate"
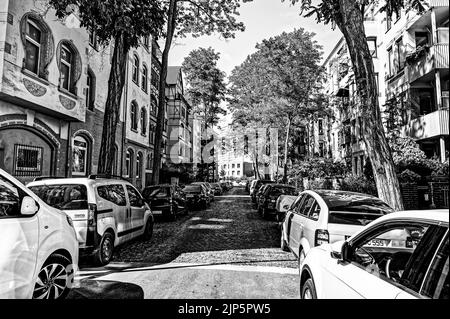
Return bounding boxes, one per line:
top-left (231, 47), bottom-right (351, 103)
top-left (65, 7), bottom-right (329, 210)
top-left (152, 210), bottom-right (162, 215)
top-left (365, 239), bottom-right (390, 247)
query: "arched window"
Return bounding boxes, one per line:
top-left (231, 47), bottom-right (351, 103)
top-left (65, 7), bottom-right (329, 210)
top-left (130, 101), bottom-right (138, 131)
top-left (57, 41), bottom-right (82, 95)
top-left (141, 64), bottom-right (148, 92)
top-left (72, 135), bottom-right (90, 176)
top-left (136, 152), bottom-right (143, 179)
top-left (86, 69), bottom-right (96, 110)
top-left (151, 95), bottom-right (158, 115)
top-left (24, 19), bottom-right (42, 75)
top-left (125, 149), bottom-right (134, 178)
top-left (21, 14), bottom-right (54, 80)
top-left (132, 54), bottom-right (139, 84)
top-left (140, 108), bottom-right (147, 135)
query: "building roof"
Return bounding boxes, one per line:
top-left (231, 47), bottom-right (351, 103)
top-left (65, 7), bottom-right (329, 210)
top-left (166, 66), bottom-right (182, 85)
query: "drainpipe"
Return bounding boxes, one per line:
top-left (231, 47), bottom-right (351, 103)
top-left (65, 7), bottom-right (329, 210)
top-left (65, 121), bottom-right (71, 177)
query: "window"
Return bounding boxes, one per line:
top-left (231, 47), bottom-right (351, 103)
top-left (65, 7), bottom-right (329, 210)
top-left (24, 20), bottom-right (41, 75)
top-left (237, 164), bottom-right (241, 168)
top-left (367, 37), bottom-right (377, 57)
top-left (146, 152), bottom-right (153, 170)
top-left (130, 102), bottom-right (138, 131)
top-left (388, 39), bottom-right (405, 77)
top-left (72, 135), bottom-right (89, 176)
top-left (232, 164), bottom-right (235, 169)
top-left (298, 196), bottom-right (315, 216)
top-left (30, 184), bottom-right (88, 210)
top-left (421, 234), bottom-right (449, 299)
top-left (97, 185), bottom-right (126, 206)
top-left (318, 119), bottom-right (324, 135)
top-left (0, 175), bottom-right (27, 217)
top-left (125, 149), bottom-right (133, 178)
top-left (415, 32), bottom-right (430, 48)
top-left (86, 69), bottom-right (95, 110)
top-left (151, 96), bottom-right (158, 115)
top-left (60, 45), bottom-right (73, 91)
top-left (132, 54), bottom-right (139, 84)
top-left (14, 144), bottom-right (42, 176)
top-left (319, 142), bottom-right (324, 157)
top-left (386, 11), bottom-right (392, 31)
top-left (237, 171), bottom-right (241, 175)
top-left (143, 36), bottom-right (149, 48)
top-left (140, 108), bottom-right (147, 135)
top-left (126, 185), bottom-right (144, 207)
top-left (348, 222), bottom-right (448, 297)
top-left (136, 152), bottom-right (143, 179)
top-left (142, 65), bottom-right (148, 92)
top-left (88, 28), bottom-right (97, 49)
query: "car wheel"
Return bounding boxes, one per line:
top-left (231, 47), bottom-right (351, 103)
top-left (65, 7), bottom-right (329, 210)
top-left (33, 254), bottom-right (72, 299)
top-left (301, 278), bottom-right (317, 299)
top-left (143, 218), bottom-right (153, 240)
top-left (94, 232), bottom-right (114, 266)
top-left (280, 230), bottom-right (289, 252)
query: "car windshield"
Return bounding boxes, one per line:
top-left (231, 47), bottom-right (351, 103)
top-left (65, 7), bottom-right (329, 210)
top-left (183, 185), bottom-right (201, 193)
top-left (29, 184), bottom-right (88, 210)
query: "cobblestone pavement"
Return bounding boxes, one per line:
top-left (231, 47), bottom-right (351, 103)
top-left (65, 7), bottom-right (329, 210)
top-left (111, 187), bottom-right (298, 268)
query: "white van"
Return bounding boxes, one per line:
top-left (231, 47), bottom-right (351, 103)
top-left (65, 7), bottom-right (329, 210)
top-left (28, 175), bottom-right (154, 266)
top-left (0, 168), bottom-right (78, 299)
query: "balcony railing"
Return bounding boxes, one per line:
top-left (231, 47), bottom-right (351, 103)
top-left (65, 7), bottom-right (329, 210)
top-left (407, 43), bottom-right (449, 83)
top-left (401, 108), bottom-right (449, 140)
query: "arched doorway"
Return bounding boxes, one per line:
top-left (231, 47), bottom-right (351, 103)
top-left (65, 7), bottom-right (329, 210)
top-left (72, 134), bottom-right (92, 176)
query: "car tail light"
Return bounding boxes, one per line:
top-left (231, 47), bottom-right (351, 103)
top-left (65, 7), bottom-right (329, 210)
top-left (315, 229), bottom-right (329, 246)
top-left (87, 203), bottom-right (97, 227)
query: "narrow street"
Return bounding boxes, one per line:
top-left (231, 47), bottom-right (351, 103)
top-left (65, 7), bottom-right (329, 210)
top-left (68, 187), bottom-right (300, 299)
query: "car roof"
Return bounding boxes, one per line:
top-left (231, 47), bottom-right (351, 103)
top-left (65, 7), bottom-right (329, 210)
top-left (27, 177), bottom-right (132, 188)
top-left (377, 209), bottom-right (449, 224)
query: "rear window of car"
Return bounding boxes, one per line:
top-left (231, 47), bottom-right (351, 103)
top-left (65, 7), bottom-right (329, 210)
top-left (328, 199), bottom-right (392, 226)
top-left (270, 187), bottom-right (297, 196)
top-left (29, 184), bottom-right (88, 210)
top-left (184, 185), bottom-right (201, 192)
top-left (143, 187), bottom-right (169, 198)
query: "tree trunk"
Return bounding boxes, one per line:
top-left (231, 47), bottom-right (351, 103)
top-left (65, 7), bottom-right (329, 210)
top-left (283, 116), bottom-right (291, 183)
top-left (152, 0), bottom-right (177, 185)
top-left (98, 33), bottom-right (129, 174)
top-left (336, 0), bottom-right (404, 211)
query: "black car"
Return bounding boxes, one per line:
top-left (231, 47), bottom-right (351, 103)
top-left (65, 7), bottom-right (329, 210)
top-left (257, 184), bottom-right (298, 220)
top-left (183, 184), bottom-right (210, 209)
top-left (210, 183), bottom-right (223, 196)
top-left (142, 184), bottom-right (188, 221)
top-left (253, 184), bottom-right (272, 209)
top-left (251, 180), bottom-right (275, 203)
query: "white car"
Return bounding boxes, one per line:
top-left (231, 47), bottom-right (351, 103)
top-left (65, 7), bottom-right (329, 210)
top-left (299, 209), bottom-right (449, 299)
top-left (27, 175), bottom-right (154, 266)
top-left (281, 190), bottom-right (393, 265)
top-left (0, 168), bottom-right (78, 299)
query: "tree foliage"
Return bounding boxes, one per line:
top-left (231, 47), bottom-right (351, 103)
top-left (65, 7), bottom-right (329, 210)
top-left (182, 47), bottom-right (227, 128)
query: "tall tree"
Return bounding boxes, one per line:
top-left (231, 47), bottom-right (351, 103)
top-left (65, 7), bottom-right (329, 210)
top-left (50, 0), bottom-right (165, 174)
top-left (286, 0), bottom-right (427, 210)
top-left (229, 29), bottom-right (326, 182)
top-left (151, 0), bottom-right (253, 185)
top-left (182, 47), bottom-right (227, 130)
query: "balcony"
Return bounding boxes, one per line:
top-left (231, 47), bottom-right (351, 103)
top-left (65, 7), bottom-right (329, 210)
top-left (407, 43), bottom-right (449, 83)
top-left (401, 109), bottom-right (449, 140)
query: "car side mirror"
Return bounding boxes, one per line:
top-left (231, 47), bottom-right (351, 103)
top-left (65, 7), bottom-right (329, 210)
top-left (330, 240), bottom-right (349, 261)
top-left (283, 204), bottom-right (290, 210)
top-left (21, 196), bottom-right (39, 215)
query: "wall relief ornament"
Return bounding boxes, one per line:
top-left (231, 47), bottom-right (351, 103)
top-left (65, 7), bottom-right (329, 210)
top-left (23, 78), bottom-right (47, 97)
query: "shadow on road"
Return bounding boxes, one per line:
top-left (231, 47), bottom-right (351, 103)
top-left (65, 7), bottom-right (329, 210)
top-left (68, 280), bottom-right (144, 299)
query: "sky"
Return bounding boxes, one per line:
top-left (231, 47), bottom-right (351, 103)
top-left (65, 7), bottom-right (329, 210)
top-left (167, 0), bottom-right (343, 129)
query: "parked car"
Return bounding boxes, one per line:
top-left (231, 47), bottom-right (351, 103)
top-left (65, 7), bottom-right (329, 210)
top-left (254, 184), bottom-right (272, 208)
top-left (250, 180), bottom-right (275, 203)
top-left (27, 175), bottom-right (154, 266)
top-left (281, 190), bottom-right (393, 266)
top-left (299, 209), bottom-right (449, 299)
top-left (192, 182), bottom-right (215, 202)
top-left (275, 195), bottom-right (298, 222)
top-left (257, 184), bottom-right (298, 220)
top-left (220, 182), bottom-right (229, 192)
top-left (0, 168), bottom-right (78, 299)
top-left (142, 184), bottom-right (188, 221)
top-left (210, 183), bottom-right (223, 196)
top-left (183, 184), bottom-right (210, 209)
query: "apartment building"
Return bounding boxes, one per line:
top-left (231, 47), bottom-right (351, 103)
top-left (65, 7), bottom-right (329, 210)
top-left (165, 66), bottom-right (193, 165)
top-left (323, 0), bottom-right (449, 176)
top-left (0, 0), bottom-right (159, 188)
